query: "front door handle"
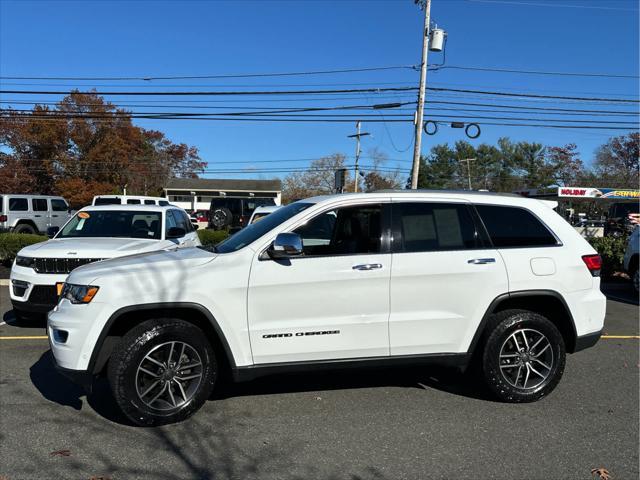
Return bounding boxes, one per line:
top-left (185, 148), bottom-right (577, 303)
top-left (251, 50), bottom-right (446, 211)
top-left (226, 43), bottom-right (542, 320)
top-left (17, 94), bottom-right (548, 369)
top-left (468, 258), bottom-right (496, 265)
top-left (352, 263), bottom-right (383, 271)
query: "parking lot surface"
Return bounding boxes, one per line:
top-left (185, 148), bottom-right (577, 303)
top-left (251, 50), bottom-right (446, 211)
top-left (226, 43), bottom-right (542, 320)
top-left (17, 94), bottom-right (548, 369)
top-left (0, 285), bottom-right (638, 480)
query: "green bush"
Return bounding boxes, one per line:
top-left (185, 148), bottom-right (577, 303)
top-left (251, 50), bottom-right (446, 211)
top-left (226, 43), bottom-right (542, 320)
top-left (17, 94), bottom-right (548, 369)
top-left (588, 235), bottom-right (628, 276)
top-left (197, 229), bottom-right (229, 246)
top-left (0, 233), bottom-right (48, 265)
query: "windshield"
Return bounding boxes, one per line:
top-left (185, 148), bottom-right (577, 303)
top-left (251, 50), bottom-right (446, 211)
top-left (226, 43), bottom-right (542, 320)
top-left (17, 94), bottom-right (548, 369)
top-left (58, 210), bottom-right (162, 239)
top-left (213, 202), bottom-right (313, 253)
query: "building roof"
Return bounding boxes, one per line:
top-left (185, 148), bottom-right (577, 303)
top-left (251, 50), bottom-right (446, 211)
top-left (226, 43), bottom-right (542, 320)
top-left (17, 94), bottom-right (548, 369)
top-left (165, 177), bottom-right (281, 192)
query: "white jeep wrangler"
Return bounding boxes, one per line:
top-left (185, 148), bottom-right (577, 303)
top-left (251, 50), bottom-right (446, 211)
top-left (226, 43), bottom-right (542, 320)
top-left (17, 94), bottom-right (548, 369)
top-left (48, 191), bottom-right (606, 426)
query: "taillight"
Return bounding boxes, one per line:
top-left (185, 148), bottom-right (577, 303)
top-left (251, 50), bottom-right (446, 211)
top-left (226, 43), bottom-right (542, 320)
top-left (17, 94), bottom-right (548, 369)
top-left (0, 214), bottom-right (6, 222)
top-left (582, 254), bottom-right (602, 277)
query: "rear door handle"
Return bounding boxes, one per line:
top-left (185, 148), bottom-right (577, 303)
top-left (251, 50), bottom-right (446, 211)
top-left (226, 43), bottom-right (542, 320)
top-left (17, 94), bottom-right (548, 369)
top-left (352, 263), bottom-right (383, 271)
top-left (468, 258), bottom-right (496, 265)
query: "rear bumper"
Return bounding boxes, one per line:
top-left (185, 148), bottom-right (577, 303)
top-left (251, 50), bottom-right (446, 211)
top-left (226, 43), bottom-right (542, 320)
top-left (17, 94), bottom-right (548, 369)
top-left (573, 329), bottom-right (602, 352)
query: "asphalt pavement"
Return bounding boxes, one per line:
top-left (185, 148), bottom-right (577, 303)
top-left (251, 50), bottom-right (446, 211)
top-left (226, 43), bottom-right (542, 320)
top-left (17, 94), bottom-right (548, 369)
top-left (0, 285), bottom-right (638, 480)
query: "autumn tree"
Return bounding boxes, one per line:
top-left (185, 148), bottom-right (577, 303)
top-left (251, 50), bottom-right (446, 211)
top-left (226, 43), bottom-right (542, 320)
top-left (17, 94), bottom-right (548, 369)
top-left (281, 154), bottom-right (350, 203)
top-left (593, 132), bottom-right (640, 188)
top-left (0, 91), bottom-right (205, 207)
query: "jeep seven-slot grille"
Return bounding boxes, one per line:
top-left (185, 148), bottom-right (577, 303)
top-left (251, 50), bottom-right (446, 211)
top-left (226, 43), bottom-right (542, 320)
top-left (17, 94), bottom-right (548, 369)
top-left (28, 285), bottom-right (58, 306)
top-left (34, 258), bottom-right (102, 274)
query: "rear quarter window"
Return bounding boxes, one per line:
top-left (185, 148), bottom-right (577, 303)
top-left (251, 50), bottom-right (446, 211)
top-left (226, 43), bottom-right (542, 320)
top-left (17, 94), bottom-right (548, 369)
top-left (475, 204), bottom-right (558, 248)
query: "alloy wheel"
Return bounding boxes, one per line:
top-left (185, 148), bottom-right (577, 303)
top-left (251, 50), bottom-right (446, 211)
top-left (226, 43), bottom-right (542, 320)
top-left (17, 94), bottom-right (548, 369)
top-left (498, 328), bottom-right (554, 390)
top-left (135, 341), bottom-right (203, 411)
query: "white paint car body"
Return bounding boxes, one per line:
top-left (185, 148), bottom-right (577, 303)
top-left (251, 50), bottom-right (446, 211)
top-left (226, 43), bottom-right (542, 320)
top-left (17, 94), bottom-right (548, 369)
top-left (10, 205), bottom-right (199, 316)
top-left (50, 191), bottom-right (604, 367)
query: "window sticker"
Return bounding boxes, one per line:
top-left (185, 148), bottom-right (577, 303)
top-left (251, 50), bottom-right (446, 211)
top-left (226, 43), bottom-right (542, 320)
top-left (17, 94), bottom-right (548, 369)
top-left (78, 212), bottom-right (91, 219)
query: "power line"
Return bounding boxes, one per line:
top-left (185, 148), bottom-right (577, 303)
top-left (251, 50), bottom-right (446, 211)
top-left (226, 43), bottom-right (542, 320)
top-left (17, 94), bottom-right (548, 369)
top-left (2, 99), bottom-right (636, 116)
top-left (0, 65), bottom-right (418, 81)
top-left (5, 109), bottom-right (637, 125)
top-left (427, 87), bottom-right (640, 103)
top-left (431, 64), bottom-right (640, 79)
top-left (2, 86), bottom-right (636, 103)
top-left (0, 86), bottom-right (418, 96)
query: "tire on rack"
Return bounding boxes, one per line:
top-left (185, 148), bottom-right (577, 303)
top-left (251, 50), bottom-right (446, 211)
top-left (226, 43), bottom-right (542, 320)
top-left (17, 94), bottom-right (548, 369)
top-left (481, 309), bottom-right (566, 403)
top-left (107, 318), bottom-right (217, 426)
top-left (210, 207), bottom-right (233, 231)
top-left (14, 223), bottom-right (37, 234)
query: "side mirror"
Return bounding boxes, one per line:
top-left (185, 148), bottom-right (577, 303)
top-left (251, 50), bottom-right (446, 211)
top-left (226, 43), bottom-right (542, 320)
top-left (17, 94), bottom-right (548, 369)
top-left (167, 227), bottom-right (186, 239)
top-left (47, 226), bottom-right (59, 239)
top-left (268, 232), bottom-right (303, 259)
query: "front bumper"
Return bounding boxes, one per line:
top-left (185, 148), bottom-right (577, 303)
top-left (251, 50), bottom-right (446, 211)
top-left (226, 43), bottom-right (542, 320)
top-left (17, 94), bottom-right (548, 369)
top-left (10, 266), bottom-right (68, 314)
top-left (51, 354), bottom-right (94, 393)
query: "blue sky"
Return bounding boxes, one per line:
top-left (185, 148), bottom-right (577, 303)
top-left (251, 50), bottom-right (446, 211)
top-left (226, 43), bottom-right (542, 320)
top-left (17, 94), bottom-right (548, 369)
top-left (1, 0), bottom-right (638, 182)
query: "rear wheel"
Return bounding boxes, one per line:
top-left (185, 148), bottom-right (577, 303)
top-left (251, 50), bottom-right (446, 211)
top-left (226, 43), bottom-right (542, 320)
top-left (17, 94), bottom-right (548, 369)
top-left (632, 268), bottom-right (639, 293)
top-left (107, 318), bottom-right (217, 426)
top-left (481, 309), bottom-right (565, 403)
top-left (14, 223), bottom-right (36, 234)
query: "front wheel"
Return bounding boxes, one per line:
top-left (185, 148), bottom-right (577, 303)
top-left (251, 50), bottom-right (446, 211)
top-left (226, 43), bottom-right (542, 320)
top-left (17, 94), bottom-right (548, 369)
top-left (107, 318), bottom-right (217, 426)
top-left (481, 309), bottom-right (566, 403)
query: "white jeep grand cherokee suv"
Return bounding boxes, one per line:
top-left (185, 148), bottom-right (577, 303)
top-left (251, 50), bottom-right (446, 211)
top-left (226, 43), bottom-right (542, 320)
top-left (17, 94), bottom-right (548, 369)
top-left (11, 205), bottom-right (199, 318)
top-left (48, 191), bottom-right (606, 426)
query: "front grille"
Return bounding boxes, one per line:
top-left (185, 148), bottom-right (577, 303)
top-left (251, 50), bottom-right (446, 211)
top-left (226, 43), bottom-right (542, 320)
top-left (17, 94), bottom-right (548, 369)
top-left (28, 285), bottom-right (58, 306)
top-left (34, 257), bottom-right (102, 274)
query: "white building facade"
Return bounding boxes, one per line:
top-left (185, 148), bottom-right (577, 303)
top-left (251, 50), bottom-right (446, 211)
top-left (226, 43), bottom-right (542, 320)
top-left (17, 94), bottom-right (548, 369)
top-left (163, 178), bottom-right (282, 212)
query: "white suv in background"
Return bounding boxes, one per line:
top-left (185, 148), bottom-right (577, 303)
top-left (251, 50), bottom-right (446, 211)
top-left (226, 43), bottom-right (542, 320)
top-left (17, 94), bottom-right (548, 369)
top-left (11, 204), bottom-right (199, 318)
top-left (48, 191), bottom-right (606, 426)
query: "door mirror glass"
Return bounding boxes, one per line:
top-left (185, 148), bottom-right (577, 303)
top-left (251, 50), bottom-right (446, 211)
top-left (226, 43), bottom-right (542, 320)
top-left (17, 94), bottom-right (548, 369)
top-left (268, 232), bottom-right (303, 259)
top-left (47, 226), bottom-right (60, 238)
top-left (166, 226), bottom-right (186, 239)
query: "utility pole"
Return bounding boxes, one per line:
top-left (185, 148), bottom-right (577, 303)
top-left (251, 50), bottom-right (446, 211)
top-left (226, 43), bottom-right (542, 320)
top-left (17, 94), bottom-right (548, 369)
top-left (459, 158), bottom-right (476, 190)
top-left (410, 0), bottom-right (432, 190)
top-left (348, 121), bottom-right (369, 192)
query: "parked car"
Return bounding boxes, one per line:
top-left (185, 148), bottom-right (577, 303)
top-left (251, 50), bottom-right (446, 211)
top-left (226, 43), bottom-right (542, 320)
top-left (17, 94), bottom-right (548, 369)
top-left (623, 226), bottom-right (639, 293)
top-left (92, 195), bottom-right (171, 206)
top-left (48, 191), bottom-right (605, 426)
top-left (208, 197), bottom-right (276, 231)
top-left (0, 194), bottom-right (71, 235)
top-left (604, 201), bottom-right (639, 237)
top-left (10, 204), bottom-right (199, 318)
top-left (248, 205), bottom-right (280, 225)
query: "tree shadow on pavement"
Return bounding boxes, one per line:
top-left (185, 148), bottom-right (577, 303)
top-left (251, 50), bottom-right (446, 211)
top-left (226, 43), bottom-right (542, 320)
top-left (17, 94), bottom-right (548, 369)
top-left (216, 363), bottom-right (495, 403)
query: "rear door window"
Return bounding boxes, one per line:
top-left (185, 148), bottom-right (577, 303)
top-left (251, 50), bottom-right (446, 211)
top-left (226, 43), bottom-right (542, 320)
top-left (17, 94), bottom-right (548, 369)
top-left (475, 205), bottom-right (558, 248)
top-left (32, 198), bottom-right (48, 211)
top-left (392, 203), bottom-right (479, 252)
top-left (9, 198), bottom-right (28, 211)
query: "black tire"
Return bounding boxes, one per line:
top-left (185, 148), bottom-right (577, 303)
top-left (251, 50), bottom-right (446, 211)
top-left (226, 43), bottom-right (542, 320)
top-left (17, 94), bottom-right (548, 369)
top-left (632, 268), bottom-right (639, 294)
top-left (107, 318), bottom-right (217, 426)
top-left (14, 223), bottom-right (37, 234)
top-left (210, 207), bottom-right (232, 230)
top-left (481, 309), bottom-right (565, 403)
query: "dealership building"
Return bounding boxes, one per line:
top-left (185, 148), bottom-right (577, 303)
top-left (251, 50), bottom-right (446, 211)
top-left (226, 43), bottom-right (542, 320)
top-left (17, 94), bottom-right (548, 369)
top-left (163, 178), bottom-right (282, 211)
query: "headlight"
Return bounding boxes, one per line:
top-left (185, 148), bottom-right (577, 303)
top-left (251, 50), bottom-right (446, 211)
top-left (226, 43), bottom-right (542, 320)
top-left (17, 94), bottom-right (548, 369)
top-left (15, 256), bottom-right (35, 269)
top-left (60, 283), bottom-right (99, 304)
